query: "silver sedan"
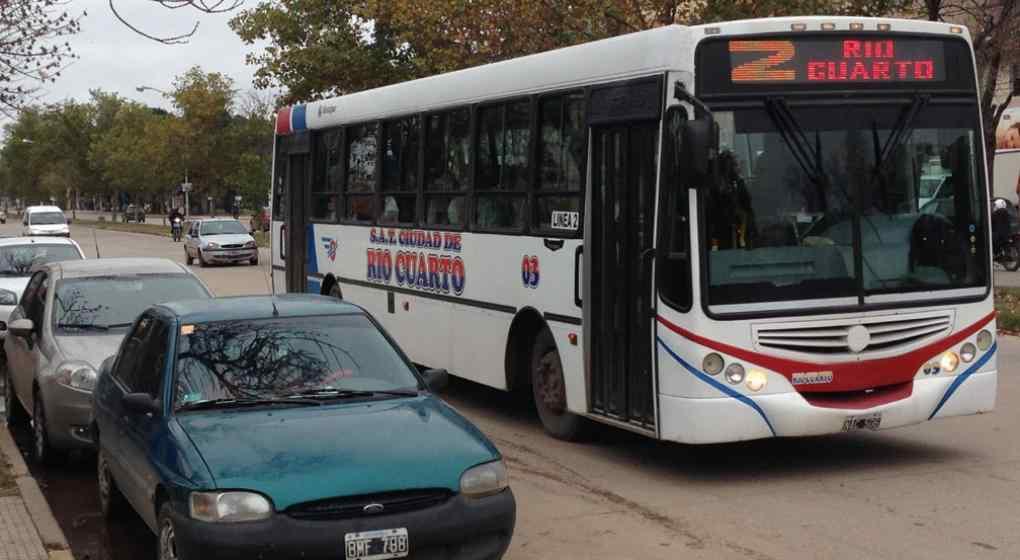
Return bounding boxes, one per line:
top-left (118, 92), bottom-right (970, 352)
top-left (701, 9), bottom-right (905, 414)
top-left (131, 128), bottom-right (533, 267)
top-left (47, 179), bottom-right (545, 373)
top-left (2, 258), bottom-right (212, 463)
top-left (183, 218), bottom-right (259, 267)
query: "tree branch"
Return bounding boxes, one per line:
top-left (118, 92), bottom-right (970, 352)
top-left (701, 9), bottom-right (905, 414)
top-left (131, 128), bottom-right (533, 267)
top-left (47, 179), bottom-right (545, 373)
top-left (108, 0), bottom-right (244, 45)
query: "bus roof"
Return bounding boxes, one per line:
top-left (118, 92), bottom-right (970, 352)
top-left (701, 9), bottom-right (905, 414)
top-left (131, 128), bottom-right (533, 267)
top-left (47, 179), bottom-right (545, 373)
top-left (279, 17), bottom-right (969, 134)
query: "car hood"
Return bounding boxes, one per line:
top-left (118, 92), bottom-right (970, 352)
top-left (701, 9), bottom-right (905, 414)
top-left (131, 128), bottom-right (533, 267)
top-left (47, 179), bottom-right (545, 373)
top-left (55, 333), bottom-right (126, 368)
top-left (176, 395), bottom-right (499, 510)
top-left (201, 233), bottom-right (252, 246)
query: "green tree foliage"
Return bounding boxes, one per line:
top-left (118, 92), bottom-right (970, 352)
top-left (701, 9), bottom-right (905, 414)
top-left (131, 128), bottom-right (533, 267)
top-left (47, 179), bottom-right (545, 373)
top-left (0, 69), bottom-right (275, 212)
top-left (230, 0), bottom-right (914, 103)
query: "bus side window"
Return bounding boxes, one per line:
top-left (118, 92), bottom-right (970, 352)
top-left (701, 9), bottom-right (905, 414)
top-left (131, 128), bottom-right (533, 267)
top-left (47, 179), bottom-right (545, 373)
top-left (534, 92), bottom-right (586, 234)
top-left (425, 108), bottom-right (471, 227)
top-left (475, 100), bottom-right (530, 230)
top-left (658, 106), bottom-right (692, 311)
top-left (344, 122), bottom-right (379, 222)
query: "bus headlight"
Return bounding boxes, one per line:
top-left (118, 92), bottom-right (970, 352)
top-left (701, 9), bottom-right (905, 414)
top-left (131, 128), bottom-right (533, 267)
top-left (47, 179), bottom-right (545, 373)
top-left (976, 330), bottom-right (992, 351)
top-left (725, 363), bottom-right (745, 385)
top-left (745, 369), bottom-right (768, 392)
top-left (960, 343), bottom-right (976, 363)
top-left (940, 351), bottom-right (959, 373)
top-left (702, 353), bottom-right (724, 375)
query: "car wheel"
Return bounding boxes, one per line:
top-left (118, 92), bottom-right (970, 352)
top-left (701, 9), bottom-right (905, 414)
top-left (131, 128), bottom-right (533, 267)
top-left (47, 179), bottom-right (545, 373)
top-left (530, 327), bottom-right (590, 441)
top-left (32, 395), bottom-right (62, 465)
top-left (250, 253), bottom-right (259, 266)
top-left (185, 249), bottom-right (193, 266)
top-left (158, 502), bottom-right (182, 560)
top-left (98, 449), bottom-right (127, 519)
top-left (3, 365), bottom-right (27, 427)
top-left (198, 250), bottom-right (208, 268)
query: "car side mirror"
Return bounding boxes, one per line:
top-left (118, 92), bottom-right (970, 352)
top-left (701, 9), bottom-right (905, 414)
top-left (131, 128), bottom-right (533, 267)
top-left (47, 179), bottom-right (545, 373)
top-left (8, 318), bottom-right (34, 339)
top-left (422, 368), bottom-right (449, 392)
top-left (99, 355), bottom-right (116, 376)
top-left (679, 117), bottom-right (719, 186)
top-left (122, 393), bottom-right (160, 416)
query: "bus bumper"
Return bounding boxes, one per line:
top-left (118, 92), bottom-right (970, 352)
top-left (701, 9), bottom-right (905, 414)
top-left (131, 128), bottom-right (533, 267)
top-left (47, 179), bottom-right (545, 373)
top-left (658, 370), bottom-right (997, 445)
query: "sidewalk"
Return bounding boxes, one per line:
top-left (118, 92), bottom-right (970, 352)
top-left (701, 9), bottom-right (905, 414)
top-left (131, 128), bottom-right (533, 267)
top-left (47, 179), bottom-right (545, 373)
top-left (0, 385), bottom-right (72, 560)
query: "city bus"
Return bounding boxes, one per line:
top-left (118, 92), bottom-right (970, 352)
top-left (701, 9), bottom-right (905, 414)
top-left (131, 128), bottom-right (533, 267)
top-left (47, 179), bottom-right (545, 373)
top-left (270, 17), bottom-right (997, 444)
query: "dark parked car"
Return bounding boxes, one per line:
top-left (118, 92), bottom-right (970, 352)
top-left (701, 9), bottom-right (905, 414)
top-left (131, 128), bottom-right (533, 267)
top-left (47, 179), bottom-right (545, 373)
top-left (92, 295), bottom-right (515, 560)
top-left (123, 205), bottom-right (146, 223)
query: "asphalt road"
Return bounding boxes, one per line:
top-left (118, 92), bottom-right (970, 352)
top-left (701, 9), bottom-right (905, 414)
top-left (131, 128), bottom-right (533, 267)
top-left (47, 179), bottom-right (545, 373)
top-left (4, 222), bottom-right (1020, 560)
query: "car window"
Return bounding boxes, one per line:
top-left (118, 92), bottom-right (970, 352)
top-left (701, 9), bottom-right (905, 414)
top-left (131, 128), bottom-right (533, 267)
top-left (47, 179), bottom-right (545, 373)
top-left (52, 274), bottom-right (209, 331)
top-left (199, 221), bottom-right (248, 236)
top-left (28, 212), bottom-right (65, 225)
top-left (135, 318), bottom-right (170, 398)
top-left (174, 314), bottom-right (420, 407)
top-left (28, 274), bottom-right (48, 332)
top-left (0, 245), bottom-right (82, 276)
top-left (113, 316), bottom-right (152, 391)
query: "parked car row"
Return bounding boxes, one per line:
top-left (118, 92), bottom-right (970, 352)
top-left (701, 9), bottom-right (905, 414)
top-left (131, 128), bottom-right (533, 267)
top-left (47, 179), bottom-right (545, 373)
top-left (2, 251), bottom-right (515, 559)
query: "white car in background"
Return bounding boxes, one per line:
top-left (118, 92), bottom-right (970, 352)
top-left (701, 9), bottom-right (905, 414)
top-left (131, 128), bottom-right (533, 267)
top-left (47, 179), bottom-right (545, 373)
top-left (23, 206), bottom-right (70, 237)
top-left (0, 237), bottom-right (85, 337)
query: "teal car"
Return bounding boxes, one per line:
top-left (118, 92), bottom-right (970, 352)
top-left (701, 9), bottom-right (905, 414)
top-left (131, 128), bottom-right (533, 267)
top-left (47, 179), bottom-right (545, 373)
top-left (91, 295), bottom-right (515, 560)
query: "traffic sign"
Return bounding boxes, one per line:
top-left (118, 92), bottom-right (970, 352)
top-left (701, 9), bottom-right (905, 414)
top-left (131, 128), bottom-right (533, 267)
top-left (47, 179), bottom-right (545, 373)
top-left (181, 182), bottom-right (193, 192)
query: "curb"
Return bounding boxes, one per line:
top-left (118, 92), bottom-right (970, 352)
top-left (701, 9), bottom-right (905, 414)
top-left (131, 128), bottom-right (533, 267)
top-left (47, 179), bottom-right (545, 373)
top-left (0, 424), bottom-right (70, 553)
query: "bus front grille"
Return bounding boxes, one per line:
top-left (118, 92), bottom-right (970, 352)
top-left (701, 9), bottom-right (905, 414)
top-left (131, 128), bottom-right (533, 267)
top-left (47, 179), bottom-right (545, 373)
top-left (753, 311), bottom-right (954, 357)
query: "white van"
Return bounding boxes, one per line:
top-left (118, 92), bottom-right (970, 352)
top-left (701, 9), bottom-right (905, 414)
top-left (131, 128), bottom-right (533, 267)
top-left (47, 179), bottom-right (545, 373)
top-left (22, 205), bottom-right (70, 237)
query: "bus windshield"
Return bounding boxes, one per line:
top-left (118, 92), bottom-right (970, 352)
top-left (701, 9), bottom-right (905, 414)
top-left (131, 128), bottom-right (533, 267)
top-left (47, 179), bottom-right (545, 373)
top-left (702, 101), bottom-right (987, 312)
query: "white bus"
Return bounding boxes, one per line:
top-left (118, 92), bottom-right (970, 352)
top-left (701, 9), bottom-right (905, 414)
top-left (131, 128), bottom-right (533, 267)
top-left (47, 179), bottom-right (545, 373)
top-left (271, 17), bottom-right (997, 444)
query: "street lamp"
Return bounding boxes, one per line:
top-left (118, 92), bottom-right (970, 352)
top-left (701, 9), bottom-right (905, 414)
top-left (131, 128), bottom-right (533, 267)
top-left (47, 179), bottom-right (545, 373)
top-left (136, 85), bottom-right (168, 95)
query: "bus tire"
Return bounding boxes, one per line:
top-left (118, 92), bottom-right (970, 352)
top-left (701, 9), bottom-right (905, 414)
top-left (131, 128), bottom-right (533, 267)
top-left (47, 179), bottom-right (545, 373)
top-left (530, 327), bottom-right (589, 441)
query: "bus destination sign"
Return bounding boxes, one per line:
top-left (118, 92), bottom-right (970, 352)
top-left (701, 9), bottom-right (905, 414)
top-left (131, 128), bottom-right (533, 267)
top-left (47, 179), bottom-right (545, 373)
top-left (728, 38), bottom-right (945, 84)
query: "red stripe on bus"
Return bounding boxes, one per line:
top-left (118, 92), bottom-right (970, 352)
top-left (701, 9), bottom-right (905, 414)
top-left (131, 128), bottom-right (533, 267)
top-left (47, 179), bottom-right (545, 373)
top-left (656, 311), bottom-right (995, 393)
top-left (276, 106), bottom-right (293, 135)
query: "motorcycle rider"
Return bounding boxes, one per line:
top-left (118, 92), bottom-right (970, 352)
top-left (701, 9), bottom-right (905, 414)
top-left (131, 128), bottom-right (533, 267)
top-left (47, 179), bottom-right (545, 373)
top-left (992, 198), bottom-right (1012, 255)
top-left (168, 206), bottom-right (184, 241)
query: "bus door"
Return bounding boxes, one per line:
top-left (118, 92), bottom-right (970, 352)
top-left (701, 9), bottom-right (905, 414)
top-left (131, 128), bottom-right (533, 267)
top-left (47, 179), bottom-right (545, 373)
top-left (586, 78), bottom-right (662, 431)
top-left (281, 131), bottom-right (310, 293)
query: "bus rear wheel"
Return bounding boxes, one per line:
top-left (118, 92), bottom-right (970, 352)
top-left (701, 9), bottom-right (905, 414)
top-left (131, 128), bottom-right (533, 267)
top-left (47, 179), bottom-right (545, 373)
top-left (530, 327), bottom-right (588, 441)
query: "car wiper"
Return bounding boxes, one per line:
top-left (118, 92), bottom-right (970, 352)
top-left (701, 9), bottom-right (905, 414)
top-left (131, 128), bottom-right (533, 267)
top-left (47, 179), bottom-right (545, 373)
top-left (285, 388), bottom-right (420, 400)
top-left (177, 397), bottom-right (323, 411)
top-left (56, 323), bottom-right (110, 331)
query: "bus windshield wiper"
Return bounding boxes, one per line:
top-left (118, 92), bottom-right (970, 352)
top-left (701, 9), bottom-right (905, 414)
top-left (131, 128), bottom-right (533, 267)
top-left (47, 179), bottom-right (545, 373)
top-left (872, 93), bottom-right (930, 178)
top-left (56, 323), bottom-right (110, 331)
top-left (764, 97), bottom-right (828, 194)
top-left (177, 397), bottom-right (323, 411)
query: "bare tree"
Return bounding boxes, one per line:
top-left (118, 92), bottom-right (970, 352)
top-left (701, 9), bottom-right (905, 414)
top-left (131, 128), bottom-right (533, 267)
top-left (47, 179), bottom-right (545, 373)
top-left (0, 0), bottom-right (81, 117)
top-left (108, 0), bottom-right (244, 45)
top-left (921, 0), bottom-right (1020, 175)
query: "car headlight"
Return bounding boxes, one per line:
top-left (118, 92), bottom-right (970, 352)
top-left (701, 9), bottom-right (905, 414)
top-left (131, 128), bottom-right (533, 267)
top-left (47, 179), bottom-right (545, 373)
top-left (0, 288), bottom-right (18, 306)
top-left (190, 491), bottom-right (273, 523)
top-left (244, 240), bottom-right (257, 248)
top-left (55, 361), bottom-right (98, 392)
top-left (460, 460), bottom-right (509, 499)
top-left (205, 242), bottom-right (219, 249)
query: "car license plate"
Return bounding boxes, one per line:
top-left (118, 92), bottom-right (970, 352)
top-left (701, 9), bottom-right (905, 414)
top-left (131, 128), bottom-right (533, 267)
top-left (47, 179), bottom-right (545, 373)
top-left (228, 251), bottom-right (245, 257)
top-left (345, 528), bottom-right (409, 560)
top-left (842, 412), bottom-right (882, 432)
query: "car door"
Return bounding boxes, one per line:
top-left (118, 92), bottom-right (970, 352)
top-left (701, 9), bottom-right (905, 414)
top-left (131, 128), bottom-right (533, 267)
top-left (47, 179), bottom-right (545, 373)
top-left (103, 314), bottom-right (152, 519)
top-left (118, 313), bottom-right (171, 531)
top-left (5, 271), bottom-right (43, 411)
top-left (185, 222), bottom-right (198, 256)
top-left (7, 271), bottom-right (49, 415)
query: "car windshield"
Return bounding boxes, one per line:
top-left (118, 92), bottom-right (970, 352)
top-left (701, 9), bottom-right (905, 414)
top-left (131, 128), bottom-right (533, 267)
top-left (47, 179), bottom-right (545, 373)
top-left (0, 245), bottom-right (81, 275)
top-left (173, 315), bottom-right (420, 409)
top-left (53, 275), bottom-right (209, 331)
top-left (29, 212), bottom-right (65, 225)
top-left (702, 102), bottom-right (987, 312)
top-left (200, 221), bottom-right (247, 236)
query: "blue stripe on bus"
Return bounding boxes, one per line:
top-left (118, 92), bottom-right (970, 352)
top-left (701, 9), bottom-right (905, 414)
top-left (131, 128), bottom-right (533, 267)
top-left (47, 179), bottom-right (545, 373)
top-left (292, 105), bottom-right (307, 131)
top-left (306, 223), bottom-right (318, 277)
top-left (928, 342), bottom-right (997, 420)
top-left (307, 277), bottom-right (321, 294)
top-left (656, 337), bottom-right (777, 437)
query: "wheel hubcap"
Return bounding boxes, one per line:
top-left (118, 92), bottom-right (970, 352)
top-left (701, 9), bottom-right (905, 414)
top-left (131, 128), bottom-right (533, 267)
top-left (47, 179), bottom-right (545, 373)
top-left (536, 351), bottom-right (566, 415)
top-left (159, 519), bottom-right (177, 560)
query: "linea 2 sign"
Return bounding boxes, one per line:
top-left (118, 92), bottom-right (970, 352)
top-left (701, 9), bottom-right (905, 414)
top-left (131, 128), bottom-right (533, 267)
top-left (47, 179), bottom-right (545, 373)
top-left (551, 211), bottom-right (580, 231)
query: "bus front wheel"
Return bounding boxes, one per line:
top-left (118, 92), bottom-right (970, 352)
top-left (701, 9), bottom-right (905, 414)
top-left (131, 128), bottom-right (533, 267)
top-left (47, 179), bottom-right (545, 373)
top-left (531, 327), bottom-right (589, 441)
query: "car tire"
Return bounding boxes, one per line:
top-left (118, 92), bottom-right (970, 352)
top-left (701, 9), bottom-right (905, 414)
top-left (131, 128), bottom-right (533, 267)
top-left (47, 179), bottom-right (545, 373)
top-left (185, 249), bottom-right (193, 266)
top-left (32, 395), bottom-right (63, 465)
top-left (250, 254), bottom-right (259, 266)
top-left (157, 502), bottom-right (183, 560)
top-left (3, 365), bottom-right (27, 427)
top-left (98, 449), bottom-right (128, 519)
top-left (530, 327), bottom-right (590, 441)
top-left (198, 250), bottom-right (208, 268)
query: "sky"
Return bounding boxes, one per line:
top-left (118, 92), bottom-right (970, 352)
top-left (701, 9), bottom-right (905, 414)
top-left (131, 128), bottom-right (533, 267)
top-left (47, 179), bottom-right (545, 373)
top-left (41, 0), bottom-right (269, 110)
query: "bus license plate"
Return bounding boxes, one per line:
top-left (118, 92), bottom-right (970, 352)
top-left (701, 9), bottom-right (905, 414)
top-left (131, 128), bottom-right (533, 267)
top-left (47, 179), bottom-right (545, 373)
top-left (345, 528), bottom-right (409, 560)
top-left (842, 413), bottom-right (882, 432)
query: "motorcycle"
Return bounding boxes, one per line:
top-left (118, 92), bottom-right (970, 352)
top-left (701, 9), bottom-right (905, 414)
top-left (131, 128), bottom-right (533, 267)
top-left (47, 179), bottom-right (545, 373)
top-left (993, 200), bottom-right (1020, 271)
top-left (995, 233), bottom-right (1020, 271)
top-left (171, 217), bottom-right (183, 242)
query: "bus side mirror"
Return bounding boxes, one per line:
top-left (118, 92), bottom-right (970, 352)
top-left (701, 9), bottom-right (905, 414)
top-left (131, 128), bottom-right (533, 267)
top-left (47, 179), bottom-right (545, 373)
top-left (679, 117), bottom-right (719, 187)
